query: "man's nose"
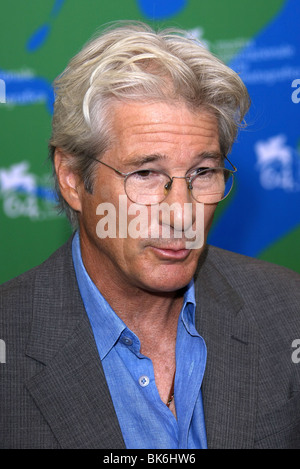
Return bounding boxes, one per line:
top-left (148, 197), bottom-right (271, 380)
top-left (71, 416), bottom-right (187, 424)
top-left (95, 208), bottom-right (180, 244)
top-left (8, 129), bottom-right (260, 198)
top-left (160, 177), bottom-right (194, 232)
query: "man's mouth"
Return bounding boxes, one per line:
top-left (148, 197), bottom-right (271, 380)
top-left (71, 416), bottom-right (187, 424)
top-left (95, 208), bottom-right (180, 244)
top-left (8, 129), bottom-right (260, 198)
top-left (148, 245), bottom-right (191, 260)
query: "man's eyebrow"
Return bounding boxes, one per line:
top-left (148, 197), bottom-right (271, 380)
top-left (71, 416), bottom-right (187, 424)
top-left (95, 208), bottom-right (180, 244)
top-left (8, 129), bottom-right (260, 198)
top-left (125, 154), bottom-right (166, 168)
top-left (194, 151), bottom-right (224, 162)
top-left (124, 151), bottom-right (223, 168)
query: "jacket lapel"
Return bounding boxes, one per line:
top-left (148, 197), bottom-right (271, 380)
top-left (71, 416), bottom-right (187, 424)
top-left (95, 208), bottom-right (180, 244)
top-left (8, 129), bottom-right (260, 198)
top-left (25, 240), bottom-right (125, 449)
top-left (195, 247), bottom-right (260, 449)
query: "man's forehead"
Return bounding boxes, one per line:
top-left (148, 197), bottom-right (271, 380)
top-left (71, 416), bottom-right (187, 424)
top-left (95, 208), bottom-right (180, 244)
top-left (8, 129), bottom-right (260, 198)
top-left (104, 101), bottom-right (221, 166)
top-left (110, 100), bottom-right (219, 136)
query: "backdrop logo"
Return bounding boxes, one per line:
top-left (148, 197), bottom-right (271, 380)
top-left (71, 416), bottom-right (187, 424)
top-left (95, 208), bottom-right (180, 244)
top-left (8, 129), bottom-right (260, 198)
top-left (0, 161), bottom-right (57, 220)
top-left (255, 135), bottom-right (300, 192)
top-left (0, 0), bottom-right (66, 112)
top-left (0, 69), bottom-right (53, 112)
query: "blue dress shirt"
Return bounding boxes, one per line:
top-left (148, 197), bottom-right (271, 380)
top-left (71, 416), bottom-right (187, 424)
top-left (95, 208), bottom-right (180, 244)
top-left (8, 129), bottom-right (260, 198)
top-left (72, 231), bottom-right (207, 449)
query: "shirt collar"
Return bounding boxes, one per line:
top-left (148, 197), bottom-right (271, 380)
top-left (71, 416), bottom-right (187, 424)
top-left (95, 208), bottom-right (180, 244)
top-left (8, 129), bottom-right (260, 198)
top-left (180, 278), bottom-right (198, 336)
top-left (71, 230), bottom-right (197, 358)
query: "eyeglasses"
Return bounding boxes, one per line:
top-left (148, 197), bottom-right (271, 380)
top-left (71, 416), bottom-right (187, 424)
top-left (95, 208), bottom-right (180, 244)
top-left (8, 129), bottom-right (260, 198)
top-left (86, 155), bottom-right (237, 205)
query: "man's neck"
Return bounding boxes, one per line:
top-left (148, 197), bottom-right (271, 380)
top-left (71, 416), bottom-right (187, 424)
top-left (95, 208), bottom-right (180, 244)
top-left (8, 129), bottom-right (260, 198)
top-left (79, 234), bottom-right (186, 336)
top-left (93, 268), bottom-right (184, 339)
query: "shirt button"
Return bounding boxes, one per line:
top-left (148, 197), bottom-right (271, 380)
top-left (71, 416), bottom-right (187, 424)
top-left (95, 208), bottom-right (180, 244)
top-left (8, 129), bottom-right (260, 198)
top-left (138, 375), bottom-right (150, 387)
top-left (121, 336), bottom-right (133, 346)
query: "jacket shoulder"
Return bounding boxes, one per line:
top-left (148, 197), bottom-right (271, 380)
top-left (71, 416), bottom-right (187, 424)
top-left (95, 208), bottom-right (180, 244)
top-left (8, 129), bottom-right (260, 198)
top-left (1, 237), bottom-right (73, 290)
top-left (206, 244), bottom-right (300, 282)
top-left (0, 238), bottom-right (74, 324)
top-left (204, 244), bottom-right (300, 321)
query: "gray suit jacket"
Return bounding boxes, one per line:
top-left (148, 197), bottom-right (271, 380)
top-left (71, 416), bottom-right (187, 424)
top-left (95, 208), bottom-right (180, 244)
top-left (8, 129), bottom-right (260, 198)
top-left (1, 237), bottom-right (300, 449)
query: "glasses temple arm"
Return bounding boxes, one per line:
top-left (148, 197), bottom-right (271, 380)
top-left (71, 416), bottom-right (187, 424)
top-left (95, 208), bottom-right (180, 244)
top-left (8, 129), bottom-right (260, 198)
top-left (224, 155), bottom-right (237, 172)
top-left (86, 155), bottom-right (126, 176)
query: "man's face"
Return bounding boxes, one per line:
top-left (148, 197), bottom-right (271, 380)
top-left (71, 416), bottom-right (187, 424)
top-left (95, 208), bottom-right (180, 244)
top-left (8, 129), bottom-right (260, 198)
top-left (77, 101), bottom-right (220, 294)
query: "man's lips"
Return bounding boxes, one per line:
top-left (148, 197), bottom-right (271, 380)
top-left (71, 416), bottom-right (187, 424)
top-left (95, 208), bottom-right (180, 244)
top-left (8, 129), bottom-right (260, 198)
top-left (148, 245), bottom-right (191, 260)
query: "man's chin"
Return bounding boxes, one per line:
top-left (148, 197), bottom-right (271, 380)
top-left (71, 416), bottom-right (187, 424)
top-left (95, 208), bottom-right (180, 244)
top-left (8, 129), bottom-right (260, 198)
top-left (138, 264), bottom-right (197, 294)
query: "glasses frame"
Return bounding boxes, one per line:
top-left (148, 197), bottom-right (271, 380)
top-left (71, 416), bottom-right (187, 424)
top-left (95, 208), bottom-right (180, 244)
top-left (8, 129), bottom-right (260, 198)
top-left (86, 154), bottom-right (237, 205)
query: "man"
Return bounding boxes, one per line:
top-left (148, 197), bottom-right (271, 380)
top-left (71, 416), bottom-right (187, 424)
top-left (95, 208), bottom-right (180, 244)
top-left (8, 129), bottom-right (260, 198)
top-left (1, 22), bottom-right (300, 449)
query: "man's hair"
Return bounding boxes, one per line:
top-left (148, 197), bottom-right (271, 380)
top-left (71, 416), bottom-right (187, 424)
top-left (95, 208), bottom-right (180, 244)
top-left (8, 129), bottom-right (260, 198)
top-left (49, 21), bottom-right (250, 226)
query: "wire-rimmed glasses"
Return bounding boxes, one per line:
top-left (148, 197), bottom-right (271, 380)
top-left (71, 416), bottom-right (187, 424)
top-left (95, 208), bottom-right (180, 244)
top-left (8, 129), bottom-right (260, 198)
top-left (87, 155), bottom-right (237, 205)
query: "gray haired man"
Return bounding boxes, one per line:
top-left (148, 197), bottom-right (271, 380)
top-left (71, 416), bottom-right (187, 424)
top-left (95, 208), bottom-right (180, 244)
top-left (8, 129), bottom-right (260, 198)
top-left (1, 22), bottom-right (300, 449)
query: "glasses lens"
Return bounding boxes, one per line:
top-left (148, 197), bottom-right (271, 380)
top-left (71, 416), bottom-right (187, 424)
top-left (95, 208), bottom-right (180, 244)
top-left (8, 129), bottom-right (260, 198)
top-left (125, 170), bottom-right (171, 205)
top-left (191, 168), bottom-right (234, 204)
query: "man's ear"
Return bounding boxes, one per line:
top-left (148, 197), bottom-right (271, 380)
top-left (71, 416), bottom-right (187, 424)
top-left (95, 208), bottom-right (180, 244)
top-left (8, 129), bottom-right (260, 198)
top-left (54, 149), bottom-right (82, 213)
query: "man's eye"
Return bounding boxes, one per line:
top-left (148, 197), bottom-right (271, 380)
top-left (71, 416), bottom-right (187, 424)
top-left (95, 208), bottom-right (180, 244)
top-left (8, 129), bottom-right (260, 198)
top-left (197, 167), bottom-right (210, 173)
top-left (133, 170), bottom-right (154, 179)
top-left (189, 167), bottom-right (211, 176)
